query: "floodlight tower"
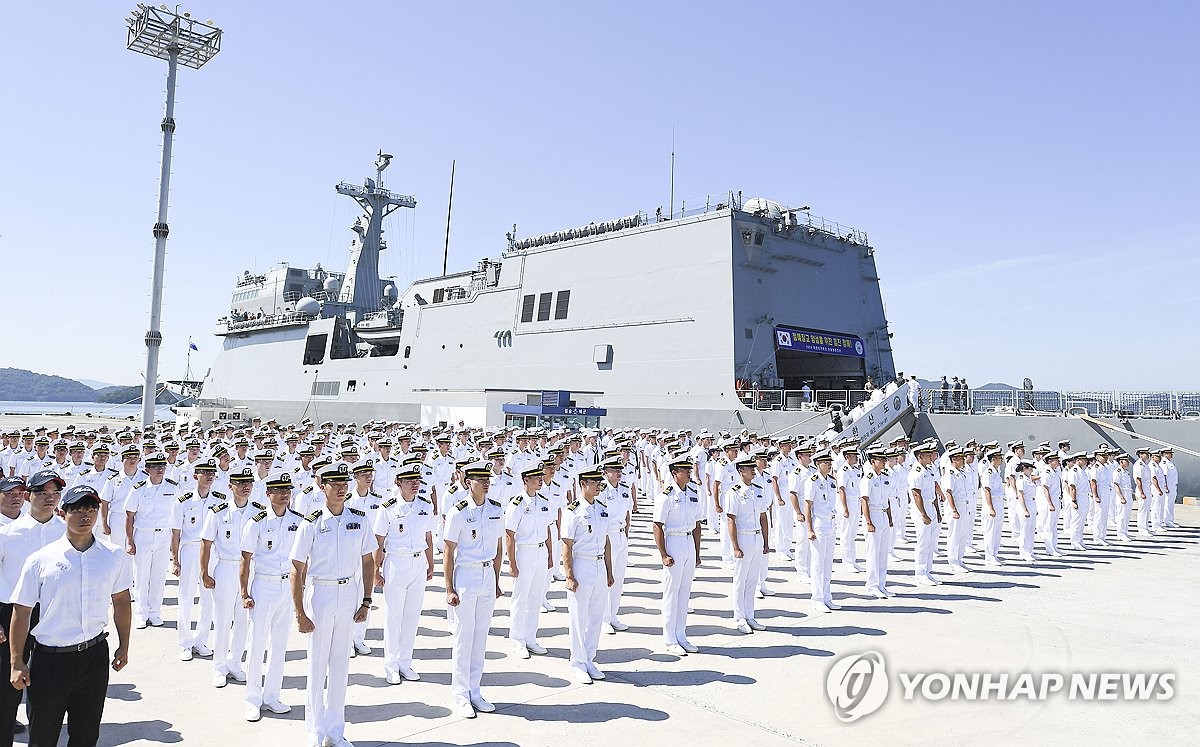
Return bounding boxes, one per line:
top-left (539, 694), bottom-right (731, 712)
top-left (125, 4), bottom-right (222, 426)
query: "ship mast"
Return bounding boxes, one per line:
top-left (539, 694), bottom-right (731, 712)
top-left (334, 151), bottom-right (416, 313)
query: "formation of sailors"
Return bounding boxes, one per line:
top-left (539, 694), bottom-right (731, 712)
top-left (0, 419), bottom-right (1186, 747)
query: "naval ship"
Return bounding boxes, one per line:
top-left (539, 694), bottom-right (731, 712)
top-left (195, 153), bottom-right (1199, 495)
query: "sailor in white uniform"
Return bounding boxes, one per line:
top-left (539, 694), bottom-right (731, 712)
top-left (860, 450), bottom-right (894, 598)
top-left (653, 455), bottom-right (701, 654)
top-left (124, 452), bottom-right (178, 627)
top-left (504, 465), bottom-right (553, 659)
top-left (941, 448), bottom-right (973, 574)
top-left (1111, 453), bottom-right (1134, 541)
top-left (561, 465), bottom-right (613, 684)
top-left (804, 450), bottom-right (839, 612)
top-left (169, 458), bottom-right (223, 660)
top-left (289, 462), bottom-right (375, 747)
top-left (600, 457), bottom-right (634, 633)
top-left (1037, 454), bottom-right (1064, 557)
top-left (908, 443), bottom-right (943, 585)
top-left (240, 472), bottom-right (303, 721)
top-left (786, 443), bottom-right (816, 580)
top-left (200, 467), bottom-right (259, 687)
top-left (442, 462), bottom-right (505, 717)
top-left (1161, 449), bottom-right (1178, 528)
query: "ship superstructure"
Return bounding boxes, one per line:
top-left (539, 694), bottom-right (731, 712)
top-left (202, 155), bottom-right (896, 428)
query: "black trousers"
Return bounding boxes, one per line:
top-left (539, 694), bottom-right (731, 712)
top-left (0, 602), bottom-right (36, 747)
top-left (28, 639), bottom-right (109, 747)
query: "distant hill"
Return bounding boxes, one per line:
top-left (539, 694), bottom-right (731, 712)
top-left (94, 385), bottom-right (183, 405)
top-left (78, 378), bottom-right (118, 390)
top-left (0, 368), bottom-right (97, 402)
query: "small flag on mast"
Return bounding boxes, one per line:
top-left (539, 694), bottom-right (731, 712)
top-left (189, 341), bottom-right (198, 351)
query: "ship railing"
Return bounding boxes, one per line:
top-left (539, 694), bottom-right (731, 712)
top-left (905, 388), bottom-right (1200, 419)
top-left (217, 311), bottom-right (315, 332)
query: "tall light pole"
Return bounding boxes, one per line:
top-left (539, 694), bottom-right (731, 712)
top-left (126, 4), bottom-right (221, 426)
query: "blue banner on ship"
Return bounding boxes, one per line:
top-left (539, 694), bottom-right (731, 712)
top-left (774, 326), bottom-right (865, 358)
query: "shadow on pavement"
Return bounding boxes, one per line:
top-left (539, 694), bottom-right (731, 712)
top-left (99, 718), bottom-right (183, 745)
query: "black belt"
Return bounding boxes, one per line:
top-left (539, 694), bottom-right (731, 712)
top-left (38, 632), bottom-right (107, 654)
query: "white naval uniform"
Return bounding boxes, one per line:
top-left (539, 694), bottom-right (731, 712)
top-left (1014, 474), bottom-right (1037, 561)
top-left (169, 488), bottom-right (223, 650)
top-left (861, 468), bottom-right (892, 595)
top-left (1149, 460), bottom-right (1167, 531)
top-left (346, 489), bottom-right (385, 650)
top-left (99, 468), bottom-right (142, 549)
top-left (125, 477), bottom-right (179, 622)
top-left (1037, 466), bottom-right (1061, 555)
top-left (771, 454), bottom-right (798, 558)
top-left (653, 481), bottom-right (700, 647)
top-left (601, 480), bottom-right (633, 626)
top-left (804, 471), bottom-right (838, 608)
top-left (941, 466), bottom-right (972, 570)
top-left (1088, 461), bottom-right (1114, 545)
top-left (725, 480), bottom-right (767, 625)
top-left (979, 465), bottom-right (1006, 563)
top-left (1133, 459), bottom-right (1154, 536)
top-left (908, 463), bottom-right (940, 584)
top-left (1066, 466), bottom-right (1090, 548)
top-left (1162, 457), bottom-right (1178, 527)
top-left (504, 490), bottom-right (553, 650)
top-left (561, 497), bottom-right (611, 677)
top-left (241, 504), bottom-right (304, 710)
top-left (201, 499), bottom-right (258, 677)
top-left (373, 493), bottom-right (433, 678)
top-left (1111, 465), bottom-right (1133, 540)
top-left (443, 496), bottom-right (505, 706)
top-left (289, 506), bottom-right (375, 745)
top-left (836, 463), bottom-right (863, 568)
top-left (787, 463), bottom-right (814, 578)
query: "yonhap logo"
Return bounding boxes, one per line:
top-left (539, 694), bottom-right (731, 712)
top-left (827, 651), bottom-right (889, 723)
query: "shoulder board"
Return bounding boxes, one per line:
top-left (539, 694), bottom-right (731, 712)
top-left (455, 499), bottom-right (469, 511)
top-left (213, 491), bottom-right (227, 499)
top-left (211, 503), bottom-right (228, 513)
top-left (732, 483), bottom-right (744, 491)
top-left (382, 497), bottom-right (398, 508)
top-left (447, 485), bottom-right (460, 494)
top-left (566, 500), bottom-right (580, 511)
top-left (178, 492), bottom-right (193, 502)
top-left (551, 480), bottom-right (560, 487)
top-left (287, 508), bottom-right (305, 518)
top-left (418, 495), bottom-right (431, 503)
top-left (302, 485), bottom-right (314, 493)
top-left (662, 485), bottom-right (672, 495)
top-left (306, 510), bottom-right (322, 522)
top-left (251, 501), bottom-right (265, 510)
top-left (841, 465), bottom-right (849, 471)
top-left (511, 495), bottom-right (524, 506)
top-left (488, 498), bottom-right (501, 508)
top-left (251, 510), bottom-right (268, 522)
top-left (133, 480), bottom-right (147, 489)
top-left (348, 507), bottom-right (365, 517)
top-left (369, 491), bottom-right (382, 499)
top-left (292, 466), bottom-right (302, 473)
top-left (107, 468), bottom-right (118, 476)
top-left (165, 478), bottom-right (178, 485)
top-left (79, 468), bottom-right (92, 476)
top-left (810, 474), bottom-right (819, 481)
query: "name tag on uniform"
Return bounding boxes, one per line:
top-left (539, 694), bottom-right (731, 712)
top-left (190, 516), bottom-right (196, 524)
top-left (541, 506), bottom-right (549, 511)
top-left (288, 525), bottom-right (298, 531)
top-left (587, 524), bottom-right (593, 534)
top-left (266, 540), bottom-right (273, 550)
top-left (347, 522), bottom-right (361, 530)
top-left (600, 511), bottom-right (608, 518)
top-left (398, 523), bottom-right (405, 533)
top-left (471, 528), bottom-right (477, 540)
top-left (224, 530), bottom-right (232, 540)
top-left (689, 496), bottom-right (698, 502)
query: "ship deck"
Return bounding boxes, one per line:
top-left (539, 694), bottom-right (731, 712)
top-left (31, 504), bottom-right (1200, 746)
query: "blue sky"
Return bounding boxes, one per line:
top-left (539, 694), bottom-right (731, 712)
top-left (2, 1), bottom-right (1197, 390)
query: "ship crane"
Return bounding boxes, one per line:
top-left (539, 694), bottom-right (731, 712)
top-left (334, 150), bottom-right (416, 314)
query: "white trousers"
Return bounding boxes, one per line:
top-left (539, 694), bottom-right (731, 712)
top-left (607, 531), bottom-right (629, 622)
top-left (1018, 503), bottom-right (1036, 559)
top-left (211, 559), bottom-right (249, 675)
top-left (864, 508), bottom-right (891, 594)
top-left (382, 551), bottom-right (426, 675)
top-left (1066, 499), bottom-right (1087, 546)
top-left (775, 499), bottom-right (794, 555)
top-left (1038, 497), bottom-right (1060, 554)
top-left (245, 574), bottom-right (290, 707)
top-left (889, 493), bottom-right (908, 550)
top-left (661, 535), bottom-right (695, 646)
top-left (567, 556), bottom-right (607, 673)
top-left (1150, 490), bottom-right (1167, 531)
top-left (982, 498), bottom-right (1004, 562)
top-left (808, 520), bottom-right (835, 606)
top-left (449, 564), bottom-right (497, 704)
top-left (1136, 495), bottom-right (1153, 535)
top-left (303, 582), bottom-right (356, 744)
top-left (731, 533), bottom-right (764, 622)
top-left (913, 504), bottom-right (939, 580)
top-left (837, 498), bottom-right (861, 565)
top-left (1164, 490), bottom-right (1177, 525)
top-left (1111, 497), bottom-right (1132, 539)
top-left (133, 527), bottom-right (170, 620)
top-left (507, 546), bottom-right (548, 647)
top-left (176, 541), bottom-right (215, 648)
top-left (946, 503), bottom-right (974, 567)
top-left (1091, 495), bottom-right (1111, 544)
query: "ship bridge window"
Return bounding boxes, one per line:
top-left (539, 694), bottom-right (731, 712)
top-left (302, 334), bottom-right (327, 365)
top-left (537, 292), bottom-right (552, 321)
top-left (554, 290), bottom-right (570, 320)
top-left (520, 295), bottom-right (535, 323)
top-left (433, 287), bottom-right (446, 304)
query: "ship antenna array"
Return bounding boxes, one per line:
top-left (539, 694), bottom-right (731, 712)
top-left (125, 4), bottom-right (222, 426)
